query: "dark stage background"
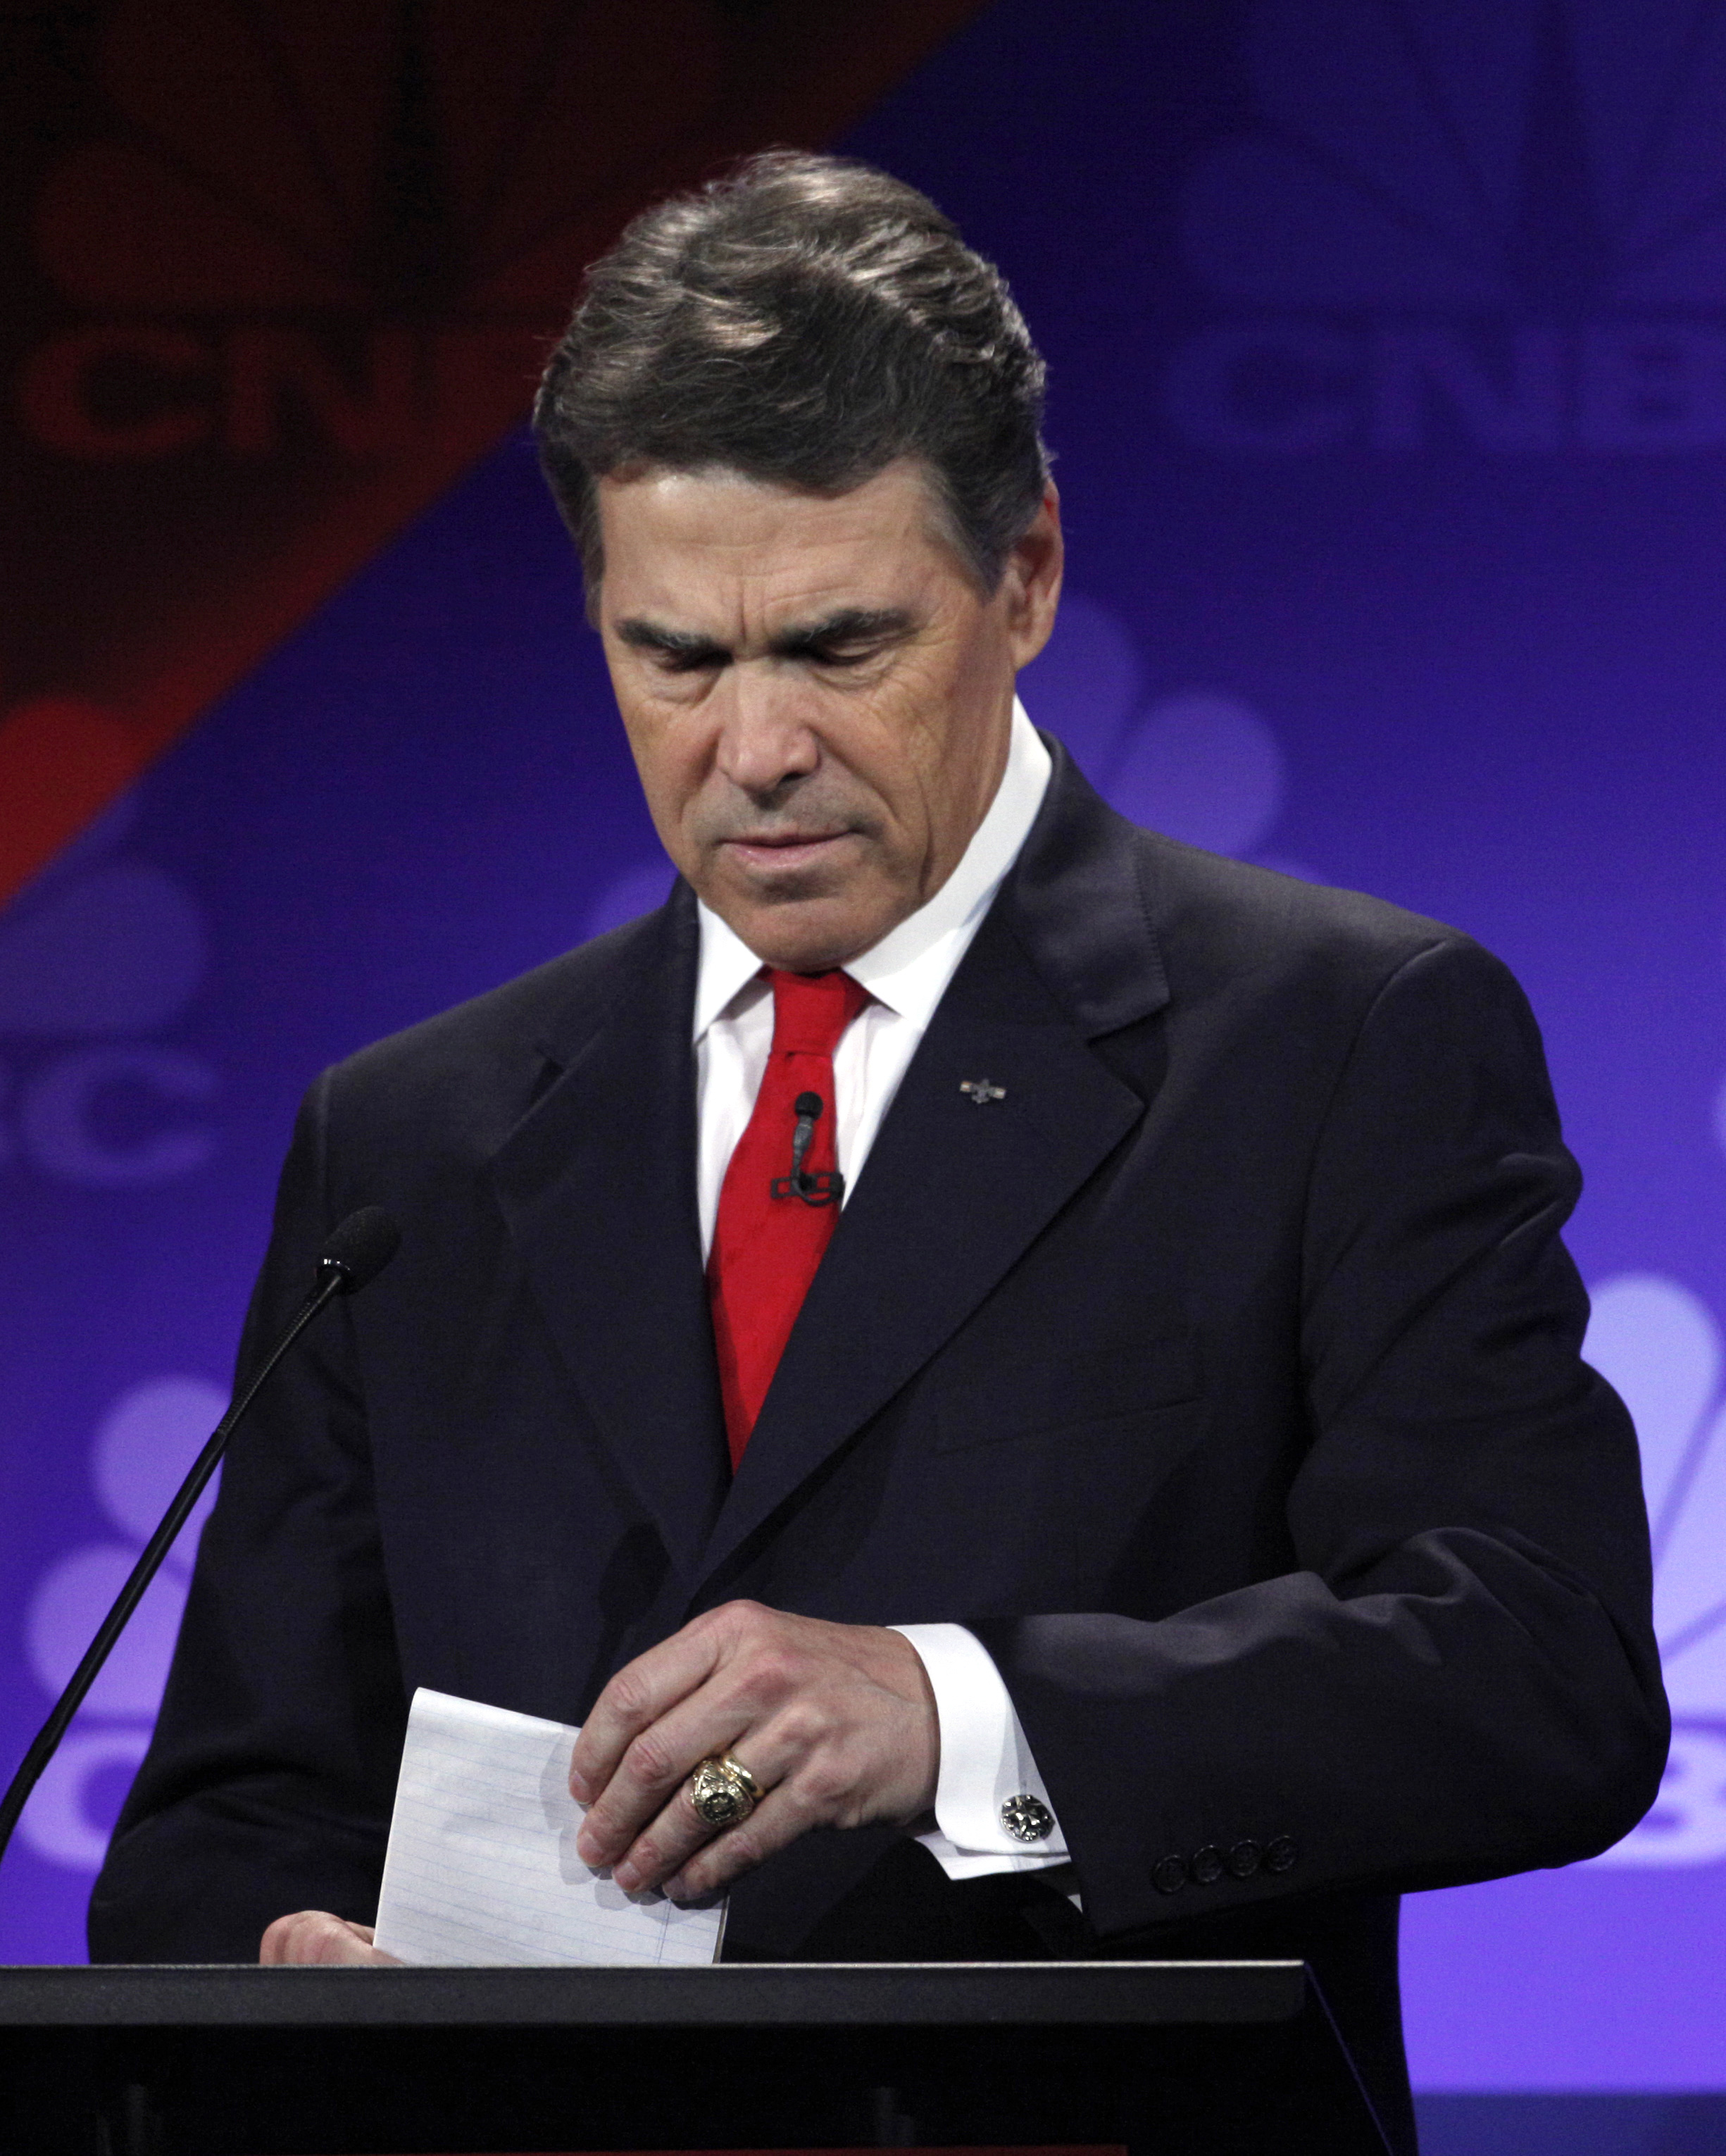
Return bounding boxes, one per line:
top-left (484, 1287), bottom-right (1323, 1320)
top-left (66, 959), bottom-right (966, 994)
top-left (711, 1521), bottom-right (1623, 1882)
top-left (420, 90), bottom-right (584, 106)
top-left (3, 4), bottom-right (1725, 2148)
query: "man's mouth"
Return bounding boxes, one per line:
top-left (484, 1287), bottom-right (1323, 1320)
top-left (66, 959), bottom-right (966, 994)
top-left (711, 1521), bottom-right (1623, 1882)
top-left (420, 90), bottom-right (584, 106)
top-left (722, 830), bottom-right (855, 873)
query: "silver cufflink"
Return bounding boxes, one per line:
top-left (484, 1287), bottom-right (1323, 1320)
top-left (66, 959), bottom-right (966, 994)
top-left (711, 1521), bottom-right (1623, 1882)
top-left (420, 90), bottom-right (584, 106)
top-left (1001, 1793), bottom-right (1054, 1843)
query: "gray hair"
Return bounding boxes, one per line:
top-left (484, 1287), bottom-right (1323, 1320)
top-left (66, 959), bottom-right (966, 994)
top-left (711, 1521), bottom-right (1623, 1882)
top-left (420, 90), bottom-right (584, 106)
top-left (532, 151), bottom-right (1050, 596)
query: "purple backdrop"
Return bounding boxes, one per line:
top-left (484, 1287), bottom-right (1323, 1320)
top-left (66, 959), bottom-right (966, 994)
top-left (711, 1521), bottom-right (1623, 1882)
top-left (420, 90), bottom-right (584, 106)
top-left (4, 0), bottom-right (1724, 2107)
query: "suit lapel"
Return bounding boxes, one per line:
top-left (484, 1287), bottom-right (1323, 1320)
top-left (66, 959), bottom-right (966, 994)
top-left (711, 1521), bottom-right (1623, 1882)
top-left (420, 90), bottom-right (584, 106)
top-left (689, 752), bottom-right (1170, 1599)
top-left (487, 891), bottom-right (730, 1580)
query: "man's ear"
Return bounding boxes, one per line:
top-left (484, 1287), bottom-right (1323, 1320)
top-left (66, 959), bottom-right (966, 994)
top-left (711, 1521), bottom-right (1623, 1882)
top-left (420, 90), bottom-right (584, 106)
top-left (1004, 481), bottom-right (1064, 671)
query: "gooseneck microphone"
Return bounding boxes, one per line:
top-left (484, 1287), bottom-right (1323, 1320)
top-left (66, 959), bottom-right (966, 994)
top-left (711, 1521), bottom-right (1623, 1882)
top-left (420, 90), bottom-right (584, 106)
top-left (0, 1207), bottom-right (401, 1872)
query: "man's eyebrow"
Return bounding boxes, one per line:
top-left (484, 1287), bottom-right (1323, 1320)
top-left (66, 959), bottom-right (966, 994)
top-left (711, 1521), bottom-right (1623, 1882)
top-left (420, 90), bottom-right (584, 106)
top-left (614, 619), bottom-right (730, 661)
top-left (768, 607), bottom-right (915, 658)
top-left (613, 608), bottom-right (917, 664)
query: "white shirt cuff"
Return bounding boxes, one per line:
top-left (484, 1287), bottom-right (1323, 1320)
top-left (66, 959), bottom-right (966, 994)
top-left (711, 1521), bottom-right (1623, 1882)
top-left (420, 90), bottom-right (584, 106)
top-left (891, 1621), bottom-right (1070, 1880)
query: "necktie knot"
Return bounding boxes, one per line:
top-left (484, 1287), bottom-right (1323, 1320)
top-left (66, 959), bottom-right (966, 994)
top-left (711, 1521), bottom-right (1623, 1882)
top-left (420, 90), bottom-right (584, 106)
top-left (766, 968), bottom-right (868, 1057)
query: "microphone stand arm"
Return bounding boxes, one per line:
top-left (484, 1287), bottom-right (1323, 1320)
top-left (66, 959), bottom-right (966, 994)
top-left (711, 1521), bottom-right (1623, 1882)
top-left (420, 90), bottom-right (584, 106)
top-left (0, 1260), bottom-right (352, 1871)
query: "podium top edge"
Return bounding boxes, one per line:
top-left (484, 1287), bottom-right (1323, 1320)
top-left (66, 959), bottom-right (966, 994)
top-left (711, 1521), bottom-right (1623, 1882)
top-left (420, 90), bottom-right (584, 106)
top-left (0, 1959), bottom-right (1308, 2029)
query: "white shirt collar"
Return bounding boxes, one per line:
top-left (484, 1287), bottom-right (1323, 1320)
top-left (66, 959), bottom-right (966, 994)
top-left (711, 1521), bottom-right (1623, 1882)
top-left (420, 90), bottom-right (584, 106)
top-left (692, 698), bottom-right (1053, 1040)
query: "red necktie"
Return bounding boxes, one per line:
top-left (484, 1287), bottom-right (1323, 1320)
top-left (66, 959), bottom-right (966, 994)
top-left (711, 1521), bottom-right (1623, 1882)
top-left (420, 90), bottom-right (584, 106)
top-left (709, 968), bottom-right (868, 1466)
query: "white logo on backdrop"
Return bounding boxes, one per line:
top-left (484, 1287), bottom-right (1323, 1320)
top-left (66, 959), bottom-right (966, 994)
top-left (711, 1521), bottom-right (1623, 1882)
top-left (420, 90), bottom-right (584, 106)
top-left (18, 1376), bottom-right (225, 1868)
top-left (1584, 1278), bottom-right (1726, 1864)
top-left (1018, 594), bottom-right (1307, 868)
top-left (0, 795), bottom-right (217, 1184)
top-left (1169, 0), bottom-right (1726, 454)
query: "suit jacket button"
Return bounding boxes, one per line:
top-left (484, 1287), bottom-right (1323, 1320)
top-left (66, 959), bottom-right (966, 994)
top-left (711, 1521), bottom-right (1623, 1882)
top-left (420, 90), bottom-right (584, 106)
top-left (1189, 1844), bottom-right (1224, 1885)
top-left (1226, 1839), bottom-right (1261, 1879)
top-left (1263, 1834), bottom-right (1299, 1874)
top-left (1152, 1855), bottom-right (1188, 1895)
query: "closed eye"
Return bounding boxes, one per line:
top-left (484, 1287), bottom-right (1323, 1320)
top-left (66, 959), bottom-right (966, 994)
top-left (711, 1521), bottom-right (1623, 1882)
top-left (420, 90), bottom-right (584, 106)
top-left (614, 621), bottom-right (729, 672)
top-left (657, 644), bottom-right (730, 675)
top-left (612, 606), bottom-right (918, 674)
top-left (795, 642), bottom-right (881, 668)
top-left (772, 609), bottom-right (916, 668)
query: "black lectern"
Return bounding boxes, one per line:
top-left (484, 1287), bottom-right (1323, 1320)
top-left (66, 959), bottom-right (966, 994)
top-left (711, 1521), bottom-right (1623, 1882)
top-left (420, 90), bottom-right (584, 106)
top-left (0, 1962), bottom-right (1391, 2156)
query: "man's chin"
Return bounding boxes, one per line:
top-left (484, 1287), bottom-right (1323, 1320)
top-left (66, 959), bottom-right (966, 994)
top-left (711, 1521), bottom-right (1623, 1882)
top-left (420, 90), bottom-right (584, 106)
top-left (703, 887), bottom-right (902, 973)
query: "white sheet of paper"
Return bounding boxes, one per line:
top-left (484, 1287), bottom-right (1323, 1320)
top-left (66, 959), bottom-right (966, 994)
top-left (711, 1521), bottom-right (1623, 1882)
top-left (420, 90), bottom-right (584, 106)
top-left (373, 1687), bottom-right (726, 1967)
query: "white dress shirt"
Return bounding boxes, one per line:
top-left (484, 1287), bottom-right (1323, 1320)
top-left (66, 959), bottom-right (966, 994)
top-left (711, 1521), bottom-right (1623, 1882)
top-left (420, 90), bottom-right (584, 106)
top-left (692, 700), bottom-right (1070, 1881)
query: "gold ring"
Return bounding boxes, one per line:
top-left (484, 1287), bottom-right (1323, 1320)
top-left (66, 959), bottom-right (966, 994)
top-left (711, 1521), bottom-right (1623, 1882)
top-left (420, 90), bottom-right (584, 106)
top-left (689, 1752), bottom-right (761, 1830)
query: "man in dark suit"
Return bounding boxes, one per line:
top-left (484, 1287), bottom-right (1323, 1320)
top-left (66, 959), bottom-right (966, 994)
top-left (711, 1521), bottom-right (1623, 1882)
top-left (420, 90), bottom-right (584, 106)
top-left (91, 154), bottom-right (1667, 2152)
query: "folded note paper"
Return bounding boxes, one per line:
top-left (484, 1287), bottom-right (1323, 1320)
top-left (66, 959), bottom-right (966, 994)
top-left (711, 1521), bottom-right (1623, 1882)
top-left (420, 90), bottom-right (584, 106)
top-left (373, 1687), bottom-right (726, 1967)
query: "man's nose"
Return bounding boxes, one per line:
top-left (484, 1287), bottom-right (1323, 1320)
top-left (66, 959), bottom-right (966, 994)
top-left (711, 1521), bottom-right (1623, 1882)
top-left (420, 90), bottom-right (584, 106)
top-left (713, 667), bottom-right (820, 795)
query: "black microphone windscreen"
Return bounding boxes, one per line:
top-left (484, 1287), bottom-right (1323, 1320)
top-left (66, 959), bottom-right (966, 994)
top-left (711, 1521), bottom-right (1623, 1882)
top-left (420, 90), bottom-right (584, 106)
top-left (318, 1207), bottom-right (401, 1295)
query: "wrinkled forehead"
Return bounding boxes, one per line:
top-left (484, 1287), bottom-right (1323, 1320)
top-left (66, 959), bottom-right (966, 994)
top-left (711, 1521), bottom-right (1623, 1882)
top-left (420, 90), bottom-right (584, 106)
top-left (592, 459), bottom-right (970, 628)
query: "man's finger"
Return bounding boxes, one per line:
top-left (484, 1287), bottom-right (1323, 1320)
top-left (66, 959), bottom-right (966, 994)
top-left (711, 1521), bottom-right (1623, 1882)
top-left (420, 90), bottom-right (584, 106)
top-left (259, 1911), bottom-right (399, 1966)
top-left (569, 1617), bottom-right (728, 1803)
top-left (661, 1781), bottom-right (827, 1902)
top-left (601, 1737), bottom-right (791, 1890)
top-left (572, 1604), bottom-right (939, 1893)
top-left (576, 1680), bottom-right (799, 1873)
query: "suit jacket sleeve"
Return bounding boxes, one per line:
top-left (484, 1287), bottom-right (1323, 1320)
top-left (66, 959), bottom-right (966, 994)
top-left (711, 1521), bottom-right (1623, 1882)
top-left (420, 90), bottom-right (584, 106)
top-left (972, 935), bottom-right (1669, 1940)
top-left (87, 1071), bottom-right (409, 1962)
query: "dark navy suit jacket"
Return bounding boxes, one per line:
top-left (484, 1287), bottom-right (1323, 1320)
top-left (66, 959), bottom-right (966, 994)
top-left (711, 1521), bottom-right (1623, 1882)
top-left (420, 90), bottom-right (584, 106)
top-left (90, 747), bottom-right (1668, 2149)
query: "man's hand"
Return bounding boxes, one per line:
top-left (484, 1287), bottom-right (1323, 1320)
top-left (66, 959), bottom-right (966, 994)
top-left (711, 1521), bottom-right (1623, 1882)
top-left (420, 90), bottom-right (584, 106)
top-left (259, 1912), bottom-right (399, 1965)
top-left (570, 1601), bottom-right (938, 1902)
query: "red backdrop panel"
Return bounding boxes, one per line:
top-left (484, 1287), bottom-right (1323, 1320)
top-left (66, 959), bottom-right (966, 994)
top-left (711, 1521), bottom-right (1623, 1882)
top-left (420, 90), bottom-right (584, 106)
top-left (0, 0), bottom-right (988, 905)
